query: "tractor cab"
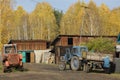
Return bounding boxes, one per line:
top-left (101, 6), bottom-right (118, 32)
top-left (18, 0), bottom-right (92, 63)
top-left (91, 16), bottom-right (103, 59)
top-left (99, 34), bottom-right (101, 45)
top-left (71, 46), bottom-right (88, 59)
top-left (3, 44), bottom-right (17, 54)
top-left (59, 46), bottom-right (88, 71)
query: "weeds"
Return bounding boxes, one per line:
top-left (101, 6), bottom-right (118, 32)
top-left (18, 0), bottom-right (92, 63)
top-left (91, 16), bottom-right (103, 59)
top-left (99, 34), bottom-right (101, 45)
top-left (0, 65), bottom-right (3, 73)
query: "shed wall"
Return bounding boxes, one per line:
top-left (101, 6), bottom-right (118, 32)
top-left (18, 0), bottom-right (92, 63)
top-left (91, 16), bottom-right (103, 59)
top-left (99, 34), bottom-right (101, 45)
top-left (11, 41), bottom-right (47, 51)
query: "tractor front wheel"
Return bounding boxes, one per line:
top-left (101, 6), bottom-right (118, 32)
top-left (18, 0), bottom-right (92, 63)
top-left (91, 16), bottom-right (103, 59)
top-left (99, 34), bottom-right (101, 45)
top-left (58, 61), bottom-right (66, 71)
top-left (3, 66), bottom-right (12, 73)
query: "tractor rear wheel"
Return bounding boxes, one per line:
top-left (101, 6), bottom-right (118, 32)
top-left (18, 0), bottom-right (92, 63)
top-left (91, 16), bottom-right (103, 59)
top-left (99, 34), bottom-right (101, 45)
top-left (70, 56), bottom-right (80, 71)
top-left (15, 65), bottom-right (24, 71)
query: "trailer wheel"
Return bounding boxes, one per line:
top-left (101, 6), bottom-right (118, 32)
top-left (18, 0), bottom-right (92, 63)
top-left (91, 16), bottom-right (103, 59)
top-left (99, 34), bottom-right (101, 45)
top-left (79, 61), bottom-right (82, 70)
top-left (84, 63), bottom-right (90, 73)
top-left (70, 56), bottom-right (80, 71)
top-left (58, 61), bottom-right (66, 71)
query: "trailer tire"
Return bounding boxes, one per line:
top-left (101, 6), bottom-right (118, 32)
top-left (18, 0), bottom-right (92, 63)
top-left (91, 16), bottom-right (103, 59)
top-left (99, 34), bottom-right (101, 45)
top-left (58, 61), bottom-right (66, 71)
top-left (79, 61), bottom-right (82, 70)
top-left (70, 56), bottom-right (80, 71)
top-left (84, 63), bottom-right (90, 73)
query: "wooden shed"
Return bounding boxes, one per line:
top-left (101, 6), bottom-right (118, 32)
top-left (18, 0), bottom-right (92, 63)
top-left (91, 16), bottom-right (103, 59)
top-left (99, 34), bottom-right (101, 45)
top-left (9, 40), bottom-right (50, 51)
top-left (8, 40), bottom-right (50, 63)
top-left (51, 35), bottom-right (117, 64)
top-left (51, 35), bottom-right (117, 47)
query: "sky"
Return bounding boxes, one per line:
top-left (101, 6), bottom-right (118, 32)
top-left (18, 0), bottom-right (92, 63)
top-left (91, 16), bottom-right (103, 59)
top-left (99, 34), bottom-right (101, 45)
top-left (15, 0), bottom-right (120, 13)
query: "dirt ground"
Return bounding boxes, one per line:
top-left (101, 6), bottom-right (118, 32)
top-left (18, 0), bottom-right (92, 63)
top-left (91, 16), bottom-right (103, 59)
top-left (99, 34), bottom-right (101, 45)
top-left (0, 63), bottom-right (120, 80)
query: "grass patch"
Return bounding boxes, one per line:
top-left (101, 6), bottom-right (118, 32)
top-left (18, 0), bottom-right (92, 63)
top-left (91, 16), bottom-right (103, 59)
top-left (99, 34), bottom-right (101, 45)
top-left (0, 65), bottom-right (3, 73)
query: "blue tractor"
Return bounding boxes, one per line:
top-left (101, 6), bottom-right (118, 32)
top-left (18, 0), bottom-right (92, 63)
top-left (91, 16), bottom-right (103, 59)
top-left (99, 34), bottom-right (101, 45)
top-left (58, 46), bottom-right (88, 71)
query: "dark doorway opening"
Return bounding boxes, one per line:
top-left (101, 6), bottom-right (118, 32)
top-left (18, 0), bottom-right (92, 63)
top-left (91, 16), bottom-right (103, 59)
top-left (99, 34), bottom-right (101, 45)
top-left (68, 38), bottom-right (73, 45)
top-left (26, 52), bottom-right (30, 62)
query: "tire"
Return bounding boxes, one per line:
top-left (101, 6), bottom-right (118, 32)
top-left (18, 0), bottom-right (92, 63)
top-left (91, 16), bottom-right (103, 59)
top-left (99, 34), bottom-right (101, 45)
top-left (3, 66), bottom-right (7, 73)
top-left (3, 66), bottom-right (11, 73)
top-left (16, 66), bottom-right (24, 71)
top-left (84, 63), bottom-right (90, 73)
top-left (70, 56), bottom-right (80, 71)
top-left (58, 61), bottom-right (66, 71)
top-left (79, 61), bottom-right (82, 70)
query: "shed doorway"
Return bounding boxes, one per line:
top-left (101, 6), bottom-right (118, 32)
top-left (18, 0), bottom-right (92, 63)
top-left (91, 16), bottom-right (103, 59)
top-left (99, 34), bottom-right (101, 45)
top-left (68, 38), bottom-right (73, 45)
top-left (20, 51), bottom-right (35, 63)
top-left (26, 52), bottom-right (30, 62)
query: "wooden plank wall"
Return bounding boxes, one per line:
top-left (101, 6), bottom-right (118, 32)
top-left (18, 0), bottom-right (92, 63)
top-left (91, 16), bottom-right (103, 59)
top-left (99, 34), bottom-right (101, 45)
top-left (61, 37), bottom-right (68, 46)
top-left (73, 37), bottom-right (80, 46)
top-left (15, 42), bottom-right (47, 51)
top-left (55, 36), bottom-right (117, 47)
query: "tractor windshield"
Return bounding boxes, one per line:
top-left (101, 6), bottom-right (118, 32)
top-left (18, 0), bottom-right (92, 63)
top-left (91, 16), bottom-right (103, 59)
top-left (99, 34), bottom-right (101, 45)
top-left (72, 48), bottom-right (78, 54)
top-left (4, 46), bottom-right (16, 54)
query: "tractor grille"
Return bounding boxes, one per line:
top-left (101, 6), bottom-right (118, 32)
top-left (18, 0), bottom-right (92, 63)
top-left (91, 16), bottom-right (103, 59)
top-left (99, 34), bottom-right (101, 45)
top-left (8, 54), bottom-right (19, 65)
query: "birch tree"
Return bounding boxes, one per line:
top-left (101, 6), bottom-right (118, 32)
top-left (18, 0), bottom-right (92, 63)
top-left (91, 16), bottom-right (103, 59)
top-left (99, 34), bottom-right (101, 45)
top-left (29, 2), bottom-right (57, 40)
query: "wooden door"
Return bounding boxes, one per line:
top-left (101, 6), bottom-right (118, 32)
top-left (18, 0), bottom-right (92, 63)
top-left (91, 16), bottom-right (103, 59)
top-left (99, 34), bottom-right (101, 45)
top-left (30, 52), bottom-right (35, 63)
